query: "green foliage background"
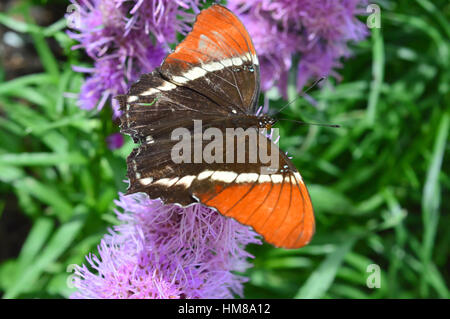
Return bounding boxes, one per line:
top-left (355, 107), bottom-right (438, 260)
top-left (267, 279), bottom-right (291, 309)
top-left (0, 0), bottom-right (448, 298)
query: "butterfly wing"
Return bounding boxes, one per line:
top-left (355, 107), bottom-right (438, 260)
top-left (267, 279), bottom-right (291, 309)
top-left (189, 133), bottom-right (315, 249)
top-left (117, 70), bottom-right (229, 143)
top-left (194, 171), bottom-right (315, 248)
top-left (160, 4), bottom-right (260, 114)
top-left (117, 4), bottom-right (261, 149)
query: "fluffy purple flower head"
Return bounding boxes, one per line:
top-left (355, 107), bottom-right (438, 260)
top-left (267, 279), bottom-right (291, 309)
top-left (68, 0), bottom-right (201, 116)
top-left (71, 193), bottom-right (261, 299)
top-left (228, 0), bottom-right (368, 97)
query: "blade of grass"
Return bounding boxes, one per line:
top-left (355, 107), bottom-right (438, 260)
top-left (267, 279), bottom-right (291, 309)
top-left (366, 27), bottom-right (385, 125)
top-left (42, 19), bottom-right (67, 37)
top-left (0, 73), bottom-right (53, 95)
top-left (24, 9), bottom-right (59, 79)
top-left (13, 177), bottom-right (73, 221)
top-left (4, 87), bottom-right (52, 108)
top-left (427, 262), bottom-right (449, 298)
top-left (420, 112), bottom-right (448, 296)
top-left (415, 0), bottom-right (450, 39)
top-left (384, 12), bottom-right (449, 66)
top-left (3, 209), bottom-right (87, 299)
top-left (0, 12), bottom-right (40, 33)
top-left (0, 165), bottom-right (24, 183)
top-left (16, 217), bottom-right (54, 267)
top-left (0, 152), bottom-right (87, 166)
top-left (295, 238), bottom-right (356, 298)
top-left (308, 185), bottom-right (357, 215)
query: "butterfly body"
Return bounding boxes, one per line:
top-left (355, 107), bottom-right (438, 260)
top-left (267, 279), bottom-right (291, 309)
top-left (117, 5), bottom-right (315, 249)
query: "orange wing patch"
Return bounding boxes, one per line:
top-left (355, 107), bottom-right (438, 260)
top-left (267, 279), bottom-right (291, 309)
top-left (195, 174), bottom-right (315, 249)
top-left (164, 4), bottom-right (256, 67)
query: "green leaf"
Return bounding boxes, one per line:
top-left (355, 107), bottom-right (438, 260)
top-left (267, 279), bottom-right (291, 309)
top-left (0, 152), bottom-right (87, 166)
top-left (13, 178), bottom-right (73, 220)
top-left (0, 12), bottom-right (41, 34)
top-left (3, 208), bottom-right (86, 299)
top-left (16, 217), bottom-right (54, 267)
top-left (295, 239), bottom-right (356, 299)
top-left (420, 113), bottom-right (449, 296)
top-left (366, 27), bottom-right (385, 125)
top-left (0, 165), bottom-right (24, 183)
top-left (0, 73), bottom-right (53, 95)
top-left (308, 185), bottom-right (357, 215)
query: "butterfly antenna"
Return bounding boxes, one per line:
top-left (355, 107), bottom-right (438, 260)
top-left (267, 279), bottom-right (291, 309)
top-left (273, 77), bottom-right (325, 117)
top-left (276, 118), bottom-right (340, 128)
top-left (270, 77), bottom-right (339, 128)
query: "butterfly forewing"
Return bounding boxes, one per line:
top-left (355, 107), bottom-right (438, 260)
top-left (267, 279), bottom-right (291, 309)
top-left (160, 5), bottom-right (260, 114)
top-left (117, 70), bottom-right (228, 142)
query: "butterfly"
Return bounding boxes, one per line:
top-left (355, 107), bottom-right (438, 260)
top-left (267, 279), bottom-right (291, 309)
top-left (116, 4), bottom-right (314, 249)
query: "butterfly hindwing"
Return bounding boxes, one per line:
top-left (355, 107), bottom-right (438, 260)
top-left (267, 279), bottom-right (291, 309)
top-left (189, 134), bottom-right (315, 248)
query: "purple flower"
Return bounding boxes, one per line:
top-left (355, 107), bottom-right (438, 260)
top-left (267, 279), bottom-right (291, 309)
top-left (70, 193), bottom-right (261, 299)
top-left (68, 0), bottom-right (201, 117)
top-left (228, 0), bottom-right (368, 97)
top-left (106, 133), bottom-right (124, 150)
